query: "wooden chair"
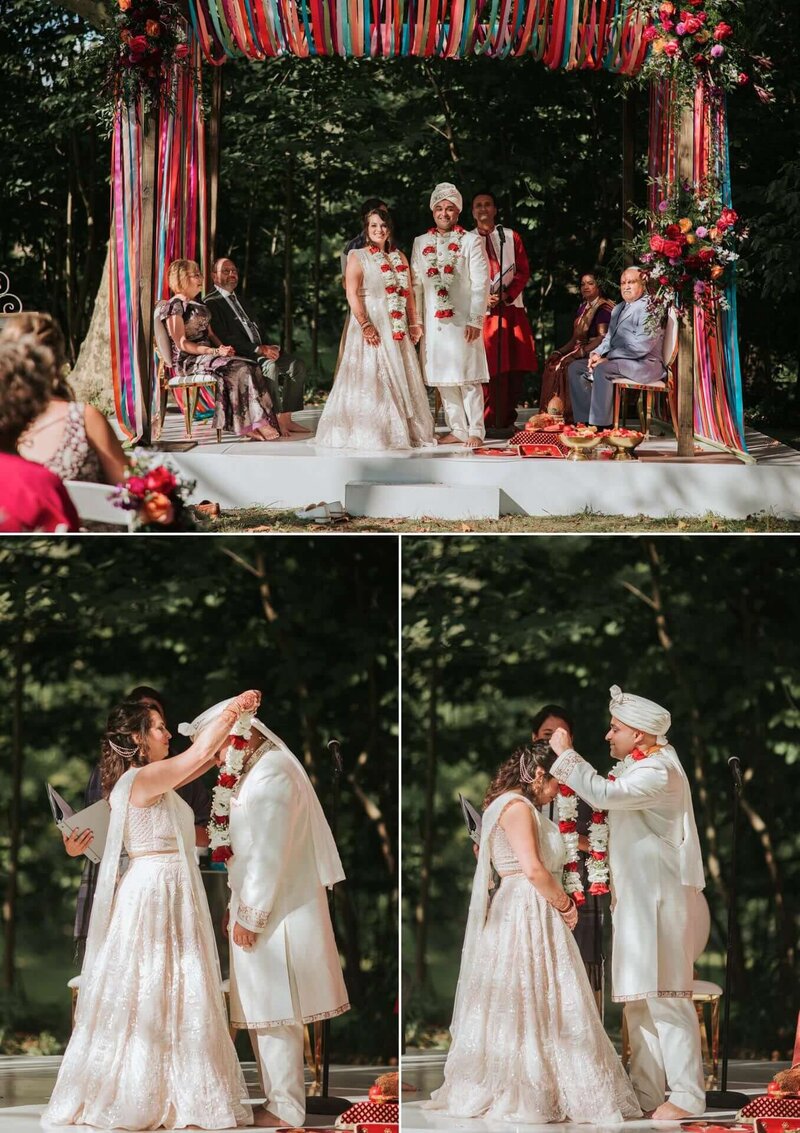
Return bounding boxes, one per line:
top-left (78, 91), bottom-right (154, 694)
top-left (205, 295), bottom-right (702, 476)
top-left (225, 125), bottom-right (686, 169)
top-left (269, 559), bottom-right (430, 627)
top-left (153, 313), bottom-right (221, 443)
top-left (612, 307), bottom-right (679, 438)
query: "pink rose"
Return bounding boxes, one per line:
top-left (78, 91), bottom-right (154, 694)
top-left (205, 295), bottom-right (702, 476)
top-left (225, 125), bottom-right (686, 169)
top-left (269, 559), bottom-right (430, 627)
top-left (643, 25), bottom-right (659, 41)
top-left (663, 40), bottom-right (679, 56)
top-left (174, 43), bottom-right (189, 59)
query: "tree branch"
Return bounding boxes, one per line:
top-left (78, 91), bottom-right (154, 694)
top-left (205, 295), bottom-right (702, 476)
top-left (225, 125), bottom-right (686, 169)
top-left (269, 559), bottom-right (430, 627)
top-left (54, 0), bottom-right (113, 28)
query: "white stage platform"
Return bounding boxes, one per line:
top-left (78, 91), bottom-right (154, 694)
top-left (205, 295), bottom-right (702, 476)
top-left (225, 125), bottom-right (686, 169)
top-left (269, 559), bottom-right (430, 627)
top-left (401, 1048), bottom-right (785, 1132)
top-left (0, 1055), bottom-right (386, 1131)
top-left (139, 409), bottom-right (800, 520)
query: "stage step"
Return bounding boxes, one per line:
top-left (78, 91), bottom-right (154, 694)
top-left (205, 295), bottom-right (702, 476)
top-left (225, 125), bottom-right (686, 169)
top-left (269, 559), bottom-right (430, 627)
top-left (345, 481), bottom-right (500, 520)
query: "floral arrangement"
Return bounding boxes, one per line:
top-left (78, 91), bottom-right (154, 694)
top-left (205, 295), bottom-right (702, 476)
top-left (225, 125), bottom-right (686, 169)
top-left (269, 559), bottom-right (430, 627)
top-left (112, 459), bottom-right (196, 530)
top-left (632, 0), bottom-right (772, 103)
top-left (557, 786), bottom-right (610, 904)
top-left (629, 179), bottom-right (746, 322)
top-left (421, 226), bottom-right (466, 320)
top-left (99, 0), bottom-right (191, 113)
top-left (562, 424), bottom-right (599, 437)
top-left (208, 710), bottom-right (255, 863)
top-left (368, 245), bottom-right (410, 340)
top-left (601, 427), bottom-right (644, 438)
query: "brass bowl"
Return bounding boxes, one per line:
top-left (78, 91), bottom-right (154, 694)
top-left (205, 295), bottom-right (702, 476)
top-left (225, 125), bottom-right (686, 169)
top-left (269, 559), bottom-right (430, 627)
top-left (561, 432), bottom-right (603, 461)
top-left (603, 431), bottom-right (645, 461)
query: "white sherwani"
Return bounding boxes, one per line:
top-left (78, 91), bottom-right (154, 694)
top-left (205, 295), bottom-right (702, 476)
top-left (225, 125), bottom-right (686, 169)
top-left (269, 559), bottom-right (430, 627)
top-left (411, 230), bottom-right (490, 387)
top-left (227, 740), bottom-right (349, 1028)
top-left (550, 743), bottom-right (706, 1115)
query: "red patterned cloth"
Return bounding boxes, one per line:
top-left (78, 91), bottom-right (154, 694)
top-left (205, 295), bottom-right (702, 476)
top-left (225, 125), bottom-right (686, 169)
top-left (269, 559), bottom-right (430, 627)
top-left (740, 1094), bottom-right (800, 1121)
top-left (509, 429), bottom-right (569, 453)
top-left (336, 1101), bottom-right (398, 1126)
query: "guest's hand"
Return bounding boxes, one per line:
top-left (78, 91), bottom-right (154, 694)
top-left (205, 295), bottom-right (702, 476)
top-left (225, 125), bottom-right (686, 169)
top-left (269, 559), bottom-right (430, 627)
top-left (464, 325), bottom-right (481, 343)
top-left (216, 344), bottom-right (235, 357)
top-left (487, 294), bottom-right (500, 309)
top-left (409, 325), bottom-right (423, 346)
top-left (549, 727), bottom-right (572, 757)
top-left (232, 921), bottom-right (257, 950)
top-left (587, 351), bottom-right (603, 370)
top-left (63, 827), bottom-right (93, 857)
top-left (259, 345), bottom-right (281, 362)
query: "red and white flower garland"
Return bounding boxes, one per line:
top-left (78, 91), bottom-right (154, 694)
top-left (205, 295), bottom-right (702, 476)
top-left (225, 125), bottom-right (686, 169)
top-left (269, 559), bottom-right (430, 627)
top-left (421, 225), bottom-right (465, 320)
top-left (557, 784), bottom-right (611, 905)
top-left (208, 710), bottom-right (254, 863)
top-left (368, 244), bottom-right (410, 341)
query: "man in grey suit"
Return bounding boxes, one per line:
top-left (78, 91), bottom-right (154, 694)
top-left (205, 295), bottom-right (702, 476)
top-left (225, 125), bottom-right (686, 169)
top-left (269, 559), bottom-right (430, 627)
top-left (204, 258), bottom-right (309, 436)
top-left (568, 268), bottom-right (665, 426)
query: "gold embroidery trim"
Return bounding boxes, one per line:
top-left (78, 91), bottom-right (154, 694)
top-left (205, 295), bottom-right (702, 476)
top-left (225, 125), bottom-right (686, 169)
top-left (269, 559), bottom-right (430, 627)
top-left (231, 1001), bottom-right (351, 1029)
top-left (236, 901), bottom-right (270, 931)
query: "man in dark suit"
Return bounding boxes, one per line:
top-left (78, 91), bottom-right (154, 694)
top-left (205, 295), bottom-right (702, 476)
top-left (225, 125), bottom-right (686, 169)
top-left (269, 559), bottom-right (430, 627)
top-left (204, 258), bottom-right (309, 435)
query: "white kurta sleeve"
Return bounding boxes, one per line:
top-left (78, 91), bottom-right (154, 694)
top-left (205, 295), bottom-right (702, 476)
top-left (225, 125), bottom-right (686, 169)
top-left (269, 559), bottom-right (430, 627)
top-left (236, 765), bottom-right (299, 933)
top-left (551, 748), bottom-right (670, 811)
top-left (410, 238), bottom-right (425, 327)
top-left (467, 235), bottom-right (489, 328)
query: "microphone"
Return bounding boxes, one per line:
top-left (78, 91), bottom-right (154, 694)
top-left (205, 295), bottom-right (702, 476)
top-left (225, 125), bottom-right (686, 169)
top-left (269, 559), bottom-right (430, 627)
top-left (327, 738), bottom-right (343, 775)
top-left (497, 224), bottom-right (506, 245)
top-left (728, 756), bottom-right (743, 794)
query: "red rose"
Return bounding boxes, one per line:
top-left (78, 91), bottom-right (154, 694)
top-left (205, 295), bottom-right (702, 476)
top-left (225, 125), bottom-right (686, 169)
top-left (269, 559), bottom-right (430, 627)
top-left (229, 734), bottom-right (249, 750)
top-left (392, 331), bottom-right (405, 341)
top-left (212, 813), bottom-right (229, 826)
top-left (385, 284), bottom-right (396, 294)
top-left (218, 773), bottom-right (237, 788)
top-left (558, 820), bottom-right (577, 833)
top-left (649, 233), bottom-right (666, 253)
top-left (588, 883), bottom-right (609, 896)
top-left (591, 811), bottom-right (605, 823)
top-left (426, 267), bottom-right (438, 277)
top-left (719, 206), bottom-right (738, 226)
top-left (396, 263), bottom-right (408, 271)
top-left (423, 245), bottom-right (435, 255)
top-left (664, 223), bottom-right (682, 238)
top-left (692, 52), bottom-right (706, 65)
top-left (390, 310), bottom-right (403, 319)
top-left (713, 21), bottom-right (733, 40)
top-left (663, 39), bottom-right (679, 56)
top-left (643, 25), bottom-right (658, 41)
top-left (437, 287), bottom-right (448, 296)
top-left (698, 247), bottom-right (716, 262)
top-left (380, 263), bottom-right (391, 273)
top-left (125, 474), bottom-right (147, 498)
top-left (443, 264), bottom-right (454, 274)
top-left (144, 465), bottom-right (177, 494)
top-left (174, 43), bottom-right (189, 59)
top-left (447, 242), bottom-right (459, 251)
top-left (662, 239), bottom-right (683, 257)
top-left (737, 71), bottom-right (749, 84)
top-left (659, 274), bottom-right (670, 285)
top-left (129, 34), bottom-right (148, 52)
top-left (684, 254), bottom-right (702, 269)
top-left (558, 784), bottom-right (574, 796)
top-left (590, 851), bottom-right (606, 860)
top-left (564, 861), bottom-right (579, 872)
top-left (211, 846), bottom-right (233, 863)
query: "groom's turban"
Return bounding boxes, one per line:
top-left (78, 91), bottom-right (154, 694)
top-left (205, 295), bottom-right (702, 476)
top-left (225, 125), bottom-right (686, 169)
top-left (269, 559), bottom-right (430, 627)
top-left (608, 684), bottom-right (671, 744)
top-left (430, 182), bottom-right (463, 212)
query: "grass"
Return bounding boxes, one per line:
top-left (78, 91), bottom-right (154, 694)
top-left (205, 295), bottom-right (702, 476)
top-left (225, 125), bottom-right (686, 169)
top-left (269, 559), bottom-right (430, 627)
top-left (199, 508), bottom-right (800, 534)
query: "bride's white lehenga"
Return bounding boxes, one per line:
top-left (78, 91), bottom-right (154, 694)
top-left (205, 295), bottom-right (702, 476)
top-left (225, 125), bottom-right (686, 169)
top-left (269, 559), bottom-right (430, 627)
top-left (426, 793), bottom-right (641, 1125)
top-left (43, 769), bottom-right (251, 1130)
top-left (314, 248), bottom-right (436, 451)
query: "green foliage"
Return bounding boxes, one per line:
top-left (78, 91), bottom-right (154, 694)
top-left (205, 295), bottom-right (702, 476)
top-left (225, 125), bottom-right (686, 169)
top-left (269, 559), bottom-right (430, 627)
top-left (0, 537), bottom-right (398, 1063)
top-left (402, 536), bottom-right (800, 1057)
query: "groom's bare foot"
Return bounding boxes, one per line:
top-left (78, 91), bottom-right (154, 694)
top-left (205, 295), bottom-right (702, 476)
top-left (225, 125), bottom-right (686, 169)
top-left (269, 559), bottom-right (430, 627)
top-left (251, 1106), bottom-right (285, 1127)
top-left (437, 432), bottom-right (462, 445)
top-left (650, 1102), bottom-right (696, 1120)
top-left (465, 436), bottom-right (481, 449)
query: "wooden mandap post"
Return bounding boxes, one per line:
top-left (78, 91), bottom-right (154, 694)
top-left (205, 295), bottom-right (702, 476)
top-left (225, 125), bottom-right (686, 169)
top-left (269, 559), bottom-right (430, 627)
top-left (676, 101), bottom-right (695, 457)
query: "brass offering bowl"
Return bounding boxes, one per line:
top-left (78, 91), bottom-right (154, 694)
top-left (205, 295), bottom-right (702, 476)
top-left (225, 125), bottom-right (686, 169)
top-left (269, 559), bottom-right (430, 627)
top-left (561, 430), bottom-right (603, 461)
top-left (602, 430), bottom-right (645, 461)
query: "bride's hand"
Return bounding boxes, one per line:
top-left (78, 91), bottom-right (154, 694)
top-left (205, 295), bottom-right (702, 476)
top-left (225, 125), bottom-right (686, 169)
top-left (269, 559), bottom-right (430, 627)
top-left (228, 690), bottom-right (261, 717)
top-left (410, 324), bottom-right (423, 346)
top-left (562, 901), bottom-right (579, 931)
top-left (549, 727), bottom-right (572, 757)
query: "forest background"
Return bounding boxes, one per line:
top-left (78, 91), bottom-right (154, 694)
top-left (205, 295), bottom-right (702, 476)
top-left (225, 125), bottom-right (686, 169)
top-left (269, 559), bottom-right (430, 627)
top-left (1, 0), bottom-right (798, 437)
top-left (0, 536), bottom-right (398, 1061)
top-left (402, 535), bottom-right (800, 1058)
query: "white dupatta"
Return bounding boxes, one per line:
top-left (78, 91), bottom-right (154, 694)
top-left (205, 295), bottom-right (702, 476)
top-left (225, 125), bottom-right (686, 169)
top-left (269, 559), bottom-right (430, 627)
top-left (79, 767), bottom-right (227, 1017)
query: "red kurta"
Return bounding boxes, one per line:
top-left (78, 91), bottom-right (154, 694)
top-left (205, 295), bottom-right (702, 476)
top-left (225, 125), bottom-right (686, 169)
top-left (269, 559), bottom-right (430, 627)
top-left (480, 228), bottom-right (538, 428)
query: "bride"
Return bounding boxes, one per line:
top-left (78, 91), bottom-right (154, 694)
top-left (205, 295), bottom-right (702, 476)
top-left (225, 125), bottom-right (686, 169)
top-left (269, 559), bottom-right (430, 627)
top-left (426, 741), bottom-right (641, 1125)
top-left (42, 692), bottom-right (259, 1130)
top-left (314, 206), bottom-right (436, 451)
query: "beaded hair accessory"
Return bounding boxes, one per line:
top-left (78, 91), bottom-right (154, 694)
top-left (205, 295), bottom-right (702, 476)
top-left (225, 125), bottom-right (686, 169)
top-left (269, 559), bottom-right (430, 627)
top-left (106, 738), bottom-right (139, 760)
top-left (519, 750), bottom-right (536, 784)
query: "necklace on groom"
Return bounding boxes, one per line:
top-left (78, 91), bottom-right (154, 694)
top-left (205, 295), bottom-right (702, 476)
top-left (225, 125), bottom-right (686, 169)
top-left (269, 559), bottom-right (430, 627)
top-left (421, 225), bottom-right (465, 321)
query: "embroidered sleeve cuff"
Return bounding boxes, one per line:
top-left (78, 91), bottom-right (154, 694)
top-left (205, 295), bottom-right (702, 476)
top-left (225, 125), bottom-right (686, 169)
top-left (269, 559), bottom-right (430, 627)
top-left (237, 901), bottom-right (270, 932)
top-left (550, 748), bottom-right (584, 782)
top-left (469, 314), bottom-right (485, 328)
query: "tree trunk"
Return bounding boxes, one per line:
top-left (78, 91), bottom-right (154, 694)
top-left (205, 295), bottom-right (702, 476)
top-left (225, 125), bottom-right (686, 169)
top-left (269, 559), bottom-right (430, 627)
top-left (3, 582), bottom-right (25, 995)
top-left (311, 152), bottom-right (322, 372)
top-left (283, 154), bottom-right (294, 352)
top-left (413, 630), bottom-right (439, 991)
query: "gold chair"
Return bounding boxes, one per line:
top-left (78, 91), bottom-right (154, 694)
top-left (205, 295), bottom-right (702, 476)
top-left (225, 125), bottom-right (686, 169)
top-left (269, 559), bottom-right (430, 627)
top-left (612, 307), bottom-right (679, 438)
top-left (153, 312), bottom-right (222, 443)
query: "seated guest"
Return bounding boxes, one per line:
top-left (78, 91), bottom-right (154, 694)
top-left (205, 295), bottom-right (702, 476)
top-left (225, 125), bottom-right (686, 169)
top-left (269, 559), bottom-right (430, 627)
top-left (204, 257), bottom-right (309, 437)
top-left (539, 273), bottom-right (614, 422)
top-left (568, 267), bottom-right (664, 427)
top-left (471, 191), bottom-right (538, 432)
top-left (0, 338), bottom-right (79, 532)
top-left (2, 312), bottom-right (129, 485)
top-left (157, 259), bottom-right (282, 442)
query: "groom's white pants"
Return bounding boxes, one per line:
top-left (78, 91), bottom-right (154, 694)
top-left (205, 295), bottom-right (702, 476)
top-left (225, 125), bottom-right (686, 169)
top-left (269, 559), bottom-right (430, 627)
top-left (625, 997), bottom-right (705, 1114)
top-left (253, 1022), bottom-right (305, 1127)
top-left (438, 383), bottom-right (486, 441)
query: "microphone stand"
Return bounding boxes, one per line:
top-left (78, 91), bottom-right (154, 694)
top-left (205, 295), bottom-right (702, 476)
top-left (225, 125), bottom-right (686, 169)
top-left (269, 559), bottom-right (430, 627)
top-left (705, 756), bottom-right (749, 1110)
top-left (305, 739), bottom-right (351, 1117)
top-left (495, 225), bottom-right (507, 430)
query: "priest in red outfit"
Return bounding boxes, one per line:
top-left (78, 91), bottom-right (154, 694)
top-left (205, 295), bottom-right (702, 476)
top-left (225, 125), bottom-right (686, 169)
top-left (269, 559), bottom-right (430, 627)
top-left (471, 191), bottom-right (538, 431)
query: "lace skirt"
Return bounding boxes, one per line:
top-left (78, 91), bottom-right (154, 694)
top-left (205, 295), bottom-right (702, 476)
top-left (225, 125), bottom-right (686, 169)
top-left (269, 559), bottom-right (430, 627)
top-left (43, 857), bottom-right (251, 1130)
top-left (426, 875), bottom-right (641, 1124)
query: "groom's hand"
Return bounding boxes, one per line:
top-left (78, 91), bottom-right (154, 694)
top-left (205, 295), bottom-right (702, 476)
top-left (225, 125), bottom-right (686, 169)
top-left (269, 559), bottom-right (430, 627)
top-left (232, 921), bottom-right (257, 949)
top-left (549, 727), bottom-right (572, 757)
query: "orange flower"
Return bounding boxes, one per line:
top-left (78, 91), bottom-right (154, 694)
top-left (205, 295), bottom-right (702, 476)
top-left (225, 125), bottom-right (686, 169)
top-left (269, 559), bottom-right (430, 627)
top-left (709, 265), bottom-right (725, 280)
top-left (708, 226), bottom-right (722, 242)
top-left (120, 27), bottom-right (132, 41)
top-left (118, 0), bottom-right (131, 9)
top-left (145, 18), bottom-right (161, 36)
top-left (141, 493), bottom-right (175, 525)
top-left (684, 234), bottom-right (697, 245)
top-left (678, 217), bottom-right (692, 233)
top-left (652, 38), bottom-right (667, 53)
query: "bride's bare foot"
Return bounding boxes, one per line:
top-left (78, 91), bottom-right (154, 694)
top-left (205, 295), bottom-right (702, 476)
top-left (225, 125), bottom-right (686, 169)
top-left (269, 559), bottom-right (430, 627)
top-left (251, 1106), bottom-right (287, 1127)
top-left (650, 1102), bottom-right (696, 1121)
top-left (464, 436), bottom-right (481, 449)
top-left (437, 432), bottom-right (462, 445)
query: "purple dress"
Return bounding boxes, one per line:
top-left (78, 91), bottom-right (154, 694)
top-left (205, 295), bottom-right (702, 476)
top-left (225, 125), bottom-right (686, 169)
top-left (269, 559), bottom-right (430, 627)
top-left (157, 297), bottom-right (278, 436)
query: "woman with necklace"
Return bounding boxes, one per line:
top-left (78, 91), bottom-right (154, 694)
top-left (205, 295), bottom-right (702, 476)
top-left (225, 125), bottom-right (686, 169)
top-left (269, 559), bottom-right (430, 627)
top-left (314, 207), bottom-right (435, 451)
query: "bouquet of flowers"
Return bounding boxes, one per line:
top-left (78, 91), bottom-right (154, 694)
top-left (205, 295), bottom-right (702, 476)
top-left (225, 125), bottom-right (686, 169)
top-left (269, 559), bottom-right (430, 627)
top-left (112, 458), bottom-right (196, 531)
top-left (632, 0), bottom-right (772, 103)
top-left (98, 0), bottom-right (192, 114)
top-left (629, 180), bottom-right (746, 324)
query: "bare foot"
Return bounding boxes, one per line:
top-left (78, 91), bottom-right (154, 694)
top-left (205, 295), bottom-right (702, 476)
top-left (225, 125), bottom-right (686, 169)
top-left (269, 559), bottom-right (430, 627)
top-left (437, 432), bottom-right (463, 445)
top-left (255, 425), bottom-right (281, 442)
top-left (251, 1107), bottom-right (286, 1127)
top-left (650, 1102), bottom-right (696, 1121)
top-left (288, 422), bottom-right (312, 435)
top-left (465, 436), bottom-right (482, 449)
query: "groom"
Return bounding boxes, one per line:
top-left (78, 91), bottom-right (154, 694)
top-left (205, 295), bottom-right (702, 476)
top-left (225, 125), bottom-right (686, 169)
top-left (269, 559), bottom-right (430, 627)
top-left (411, 183), bottom-right (490, 448)
top-left (549, 685), bottom-right (706, 1121)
